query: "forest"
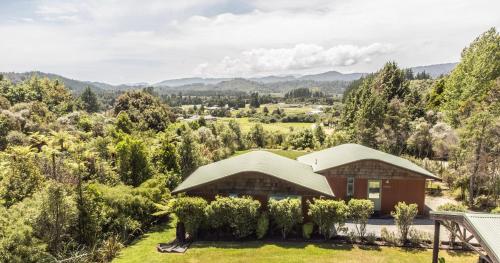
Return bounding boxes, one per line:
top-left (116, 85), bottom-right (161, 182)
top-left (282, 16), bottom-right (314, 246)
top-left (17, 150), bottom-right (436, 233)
top-left (0, 28), bottom-right (498, 262)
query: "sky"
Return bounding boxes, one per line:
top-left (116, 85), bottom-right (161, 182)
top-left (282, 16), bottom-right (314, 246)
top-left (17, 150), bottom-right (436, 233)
top-left (0, 0), bottom-right (499, 84)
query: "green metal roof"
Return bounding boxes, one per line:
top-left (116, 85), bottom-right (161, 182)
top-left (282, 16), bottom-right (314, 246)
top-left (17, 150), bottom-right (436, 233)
top-left (431, 211), bottom-right (500, 262)
top-left (297, 143), bottom-right (438, 179)
top-left (465, 213), bottom-right (500, 262)
top-left (172, 150), bottom-right (334, 196)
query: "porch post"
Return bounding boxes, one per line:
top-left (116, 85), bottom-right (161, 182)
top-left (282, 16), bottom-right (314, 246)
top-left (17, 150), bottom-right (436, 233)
top-left (432, 220), bottom-right (440, 263)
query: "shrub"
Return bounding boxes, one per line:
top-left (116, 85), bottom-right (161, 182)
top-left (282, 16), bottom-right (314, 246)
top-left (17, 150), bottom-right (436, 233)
top-left (381, 227), bottom-right (399, 246)
top-left (346, 230), bottom-right (357, 244)
top-left (437, 202), bottom-right (467, 248)
top-left (307, 198), bottom-right (348, 239)
top-left (256, 212), bottom-right (269, 239)
top-left (365, 232), bottom-right (377, 245)
top-left (391, 202), bottom-right (418, 243)
top-left (347, 199), bottom-right (374, 238)
top-left (408, 229), bottom-right (431, 247)
top-left (205, 196), bottom-right (260, 239)
top-left (492, 207), bottom-right (500, 214)
top-left (302, 222), bottom-right (313, 239)
top-left (171, 197), bottom-right (208, 239)
top-left (268, 198), bottom-right (303, 239)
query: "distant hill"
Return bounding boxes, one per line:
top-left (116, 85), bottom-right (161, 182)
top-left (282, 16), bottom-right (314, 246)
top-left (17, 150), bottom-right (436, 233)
top-left (1, 63), bottom-right (457, 95)
top-left (153, 77), bottom-right (230, 87)
top-left (410, 63), bottom-right (457, 78)
top-left (299, 71), bottom-right (365, 82)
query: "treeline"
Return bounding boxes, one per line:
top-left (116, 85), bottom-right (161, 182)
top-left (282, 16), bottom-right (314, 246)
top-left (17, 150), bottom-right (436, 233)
top-left (336, 28), bottom-right (499, 209)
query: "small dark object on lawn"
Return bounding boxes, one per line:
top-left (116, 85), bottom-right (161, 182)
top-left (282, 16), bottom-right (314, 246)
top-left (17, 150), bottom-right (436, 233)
top-left (157, 241), bottom-right (191, 253)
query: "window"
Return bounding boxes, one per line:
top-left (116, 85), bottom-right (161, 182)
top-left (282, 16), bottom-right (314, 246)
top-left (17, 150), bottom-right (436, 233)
top-left (228, 193), bottom-right (238, 198)
top-left (269, 194), bottom-right (302, 201)
top-left (347, 177), bottom-right (354, 197)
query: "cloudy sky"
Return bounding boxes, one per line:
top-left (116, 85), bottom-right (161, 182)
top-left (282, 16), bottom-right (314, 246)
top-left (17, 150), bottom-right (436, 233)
top-left (0, 0), bottom-right (499, 84)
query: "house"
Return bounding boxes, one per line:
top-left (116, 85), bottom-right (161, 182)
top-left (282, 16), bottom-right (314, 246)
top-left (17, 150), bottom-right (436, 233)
top-left (172, 144), bottom-right (439, 216)
top-left (297, 144), bottom-right (439, 215)
top-left (172, 151), bottom-right (334, 215)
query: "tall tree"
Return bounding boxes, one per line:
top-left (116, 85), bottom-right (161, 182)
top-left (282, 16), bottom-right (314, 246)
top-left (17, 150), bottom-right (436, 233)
top-left (178, 128), bottom-right (201, 178)
top-left (80, 87), bottom-right (99, 113)
top-left (441, 28), bottom-right (500, 126)
top-left (116, 135), bottom-right (151, 186)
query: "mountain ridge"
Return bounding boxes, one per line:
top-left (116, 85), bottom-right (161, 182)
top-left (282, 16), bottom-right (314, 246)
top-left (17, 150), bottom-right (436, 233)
top-left (1, 62), bottom-right (457, 93)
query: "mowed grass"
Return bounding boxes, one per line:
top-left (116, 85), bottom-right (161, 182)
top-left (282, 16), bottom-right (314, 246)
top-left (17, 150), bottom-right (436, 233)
top-left (218, 117), bottom-right (313, 133)
top-left (113, 219), bottom-right (476, 263)
top-left (234, 149), bottom-right (309, 159)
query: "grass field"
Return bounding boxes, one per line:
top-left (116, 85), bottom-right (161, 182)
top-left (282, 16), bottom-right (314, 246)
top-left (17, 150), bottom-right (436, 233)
top-left (113, 219), bottom-right (476, 263)
top-left (234, 149), bottom-right (309, 159)
top-left (218, 117), bottom-right (313, 133)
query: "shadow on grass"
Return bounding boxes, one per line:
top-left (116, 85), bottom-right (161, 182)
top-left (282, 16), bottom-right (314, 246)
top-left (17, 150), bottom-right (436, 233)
top-left (447, 249), bottom-right (476, 258)
top-left (359, 245), bottom-right (382, 251)
top-left (123, 219), bottom-right (176, 248)
top-left (191, 240), bottom-right (355, 251)
top-left (399, 247), bottom-right (428, 254)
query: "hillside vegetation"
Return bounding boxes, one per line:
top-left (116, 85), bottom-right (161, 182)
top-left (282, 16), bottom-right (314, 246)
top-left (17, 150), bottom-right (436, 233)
top-left (0, 28), bottom-right (497, 263)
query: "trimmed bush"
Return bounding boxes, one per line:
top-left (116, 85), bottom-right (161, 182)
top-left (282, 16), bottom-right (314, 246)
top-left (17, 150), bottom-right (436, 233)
top-left (256, 212), bottom-right (269, 239)
top-left (391, 202), bottom-right (418, 243)
top-left (268, 198), bottom-right (303, 239)
top-left (171, 197), bottom-right (208, 239)
top-left (302, 222), bottom-right (313, 239)
top-left (307, 198), bottom-right (348, 239)
top-left (205, 196), bottom-right (260, 239)
top-left (347, 199), bottom-right (374, 238)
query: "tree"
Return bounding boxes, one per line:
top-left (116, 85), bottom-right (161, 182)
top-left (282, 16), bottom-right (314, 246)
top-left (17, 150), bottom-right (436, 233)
top-left (391, 202), bottom-right (418, 243)
top-left (152, 132), bottom-right (180, 174)
top-left (250, 92), bottom-right (260, 108)
top-left (307, 199), bottom-right (348, 239)
top-left (406, 118), bottom-right (432, 158)
top-left (347, 199), bottom-right (374, 238)
top-left (35, 182), bottom-right (77, 255)
top-left (268, 198), bottom-right (303, 239)
top-left (441, 28), bottom-right (499, 126)
top-left (113, 91), bottom-right (173, 131)
top-left (115, 111), bottom-right (133, 134)
top-left (313, 124), bottom-right (326, 146)
top-left (228, 120), bottom-right (244, 150)
top-left (249, 124), bottom-right (266, 148)
top-left (458, 112), bottom-right (499, 206)
top-left (430, 122), bottom-right (458, 159)
top-left (0, 146), bottom-right (44, 207)
top-left (80, 87), bottom-right (99, 113)
top-left (288, 129), bottom-right (315, 150)
top-left (178, 128), bottom-right (201, 178)
top-left (116, 135), bottom-right (151, 186)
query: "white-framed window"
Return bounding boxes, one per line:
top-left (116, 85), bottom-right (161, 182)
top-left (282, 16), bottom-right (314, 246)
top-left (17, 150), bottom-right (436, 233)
top-left (347, 177), bottom-right (354, 197)
top-left (269, 194), bottom-right (302, 201)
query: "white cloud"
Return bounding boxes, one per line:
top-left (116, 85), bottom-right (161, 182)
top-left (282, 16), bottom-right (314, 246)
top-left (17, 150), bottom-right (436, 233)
top-left (195, 43), bottom-right (393, 77)
top-left (0, 0), bottom-right (499, 84)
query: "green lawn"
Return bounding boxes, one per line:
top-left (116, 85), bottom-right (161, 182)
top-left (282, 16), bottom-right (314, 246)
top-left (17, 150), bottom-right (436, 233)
top-left (218, 117), bottom-right (313, 133)
top-left (113, 219), bottom-right (476, 263)
top-left (234, 149), bottom-right (309, 159)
